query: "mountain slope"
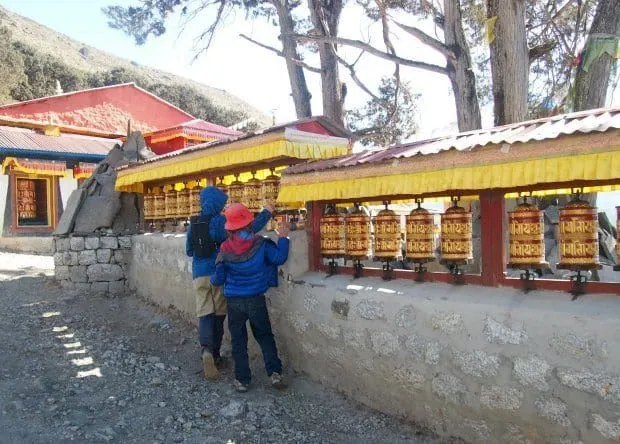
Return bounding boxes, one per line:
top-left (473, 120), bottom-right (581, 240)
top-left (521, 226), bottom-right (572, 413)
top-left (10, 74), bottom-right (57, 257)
top-left (0, 5), bottom-right (271, 128)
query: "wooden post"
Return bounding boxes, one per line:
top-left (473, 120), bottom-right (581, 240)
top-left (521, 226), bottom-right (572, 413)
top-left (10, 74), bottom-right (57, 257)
top-left (480, 191), bottom-right (505, 286)
top-left (306, 201), bottom-right (324, 271)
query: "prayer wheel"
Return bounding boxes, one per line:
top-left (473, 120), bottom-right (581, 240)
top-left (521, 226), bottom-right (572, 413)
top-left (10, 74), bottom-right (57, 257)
top-left (320, 206), bottom-right (346, 257)
top-left (244, 175), bottom-right (262, 212)
top-left (557, 197), bottom-right (601, 270)
top-left (153, 192), bottom-right (166, 219)
top-left (507, 200), bottom-right (547, 268)
top-left (164, 190), bottom-right (177, 219)
top-left (215, 177), bottom-right (227, 195)
top-left (143, 193), bottom-right (155, 220)
top-left (176, 188), bottom-right (190, 219)
top-left (345, 204), bottom-right (371, 259)
top-left (228, 177), bottom-right (244, 205)
top-left (406, 203), bottom-right (435, 263)
top-left (263, 172), bottom-right (280, 208)
top-left (440, 203), bottom-right (473, 263)
top-left (189, 186), bottom-right (202, 217)
top-left (17, 179), bottom-right (37, 219)
top-left (374, 203), bottom-right (400, 260)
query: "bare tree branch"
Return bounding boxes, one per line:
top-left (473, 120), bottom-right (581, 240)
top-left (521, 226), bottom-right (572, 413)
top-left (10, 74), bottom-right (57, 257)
top-left (392, 20), bottom-right (454, 59)
top-left (239, 33), bottom-right (323, 73)
top-left (284, 33), bottom-right (448, 75)
top-left (334, 52), bottom-right (379, 100)
top-left (528, 41), bottom-right (558, 63)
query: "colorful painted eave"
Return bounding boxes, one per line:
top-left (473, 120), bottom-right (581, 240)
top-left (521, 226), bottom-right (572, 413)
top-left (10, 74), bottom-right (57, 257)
top-left (115, 128), bottom-right (351, 192)
top-left (278, 108), bottom-right (620, 204)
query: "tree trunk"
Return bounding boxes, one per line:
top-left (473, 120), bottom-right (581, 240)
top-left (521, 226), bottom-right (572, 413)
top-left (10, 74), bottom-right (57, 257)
top-left (443, 0), bottom-right (482, 131)
top-left (273, 0), bottom-right (313, 118)
top-left (486, 0), bottom-right (529, 126)
top-left (308, 0), bottom-right (345, 126)
top-left (573, 0), bottom-right (620, 111)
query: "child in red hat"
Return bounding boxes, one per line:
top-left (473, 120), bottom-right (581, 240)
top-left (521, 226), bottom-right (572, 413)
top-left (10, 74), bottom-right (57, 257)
top-left (211, 203), bottom-right (289, 392)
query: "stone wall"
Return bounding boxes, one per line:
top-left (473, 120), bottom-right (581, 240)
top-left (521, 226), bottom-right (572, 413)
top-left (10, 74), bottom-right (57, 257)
top-left (54, 234), bottom-right (132, 297)
top-left (129, 231), bottom-right (620, 443)
top-left (0, 236), bottom-right (54, 255)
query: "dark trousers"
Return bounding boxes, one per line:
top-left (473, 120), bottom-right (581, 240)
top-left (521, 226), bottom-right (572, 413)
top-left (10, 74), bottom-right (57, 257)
top-left (198, 314), bottom-right (226, 358)
top-left (227, 294), bottom-right (282, 384)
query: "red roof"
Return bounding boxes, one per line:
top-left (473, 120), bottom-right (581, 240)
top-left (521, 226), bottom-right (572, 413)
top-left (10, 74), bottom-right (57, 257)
top-left (0, 83), bottom-right (196, 136)
top-left (147, 119), bottom-right (243, 140)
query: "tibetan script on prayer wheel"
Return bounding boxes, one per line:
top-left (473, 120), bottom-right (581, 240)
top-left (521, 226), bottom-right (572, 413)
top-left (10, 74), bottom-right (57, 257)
top-left (243, 177), bottom-right (262, 212)
top-left (176, 189), bottom-right (190, 219)
top-left (153, 193), bottom-right (166, 219)
top-left (507, 201), bottom-right (548, 268)
top-left (143, 193), bottom-right (155, 220)
top-left (263, 174), bottom-right (280, 208)
top-left (17, 179), bottom-right (37, 219)
top-left (374, 207), bottom-right (400, 259)
top-left (189, 187), bottom-right (202, 216)
top-left (440, 204), bottom-right (473, 262)
top-left (345, 206), bottom-right (370, 259)
top-left (164, 191), bottom-right (177, 219)
top-left (228, 179), bottom-right (244, 205)
top-left (557, 197), bottom-right (601, 270)
top-left (405, 205), bottom-right (435, 263)
top-left (320, 208), bottom-right (345, 257)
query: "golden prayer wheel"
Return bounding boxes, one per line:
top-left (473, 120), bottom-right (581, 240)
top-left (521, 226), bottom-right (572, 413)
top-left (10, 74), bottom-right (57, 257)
top-left (228, 177), bottom-right (244, 205)
top-left (176, 188), bottom-right (190, 219)
top-left (189, 186), bottom-right (202, 217)
top-left (17, 179), bottom-right (37, 219)
top-left (507, 200), bottom-right (548, 268)
top-left (243, 174), bottom-right (262, 212)
top-left (345, 204), bottom-right (371, 259)
top-left (215, 177), bottom-right (227, 195)
top-left (557, 197), bottom-right (601, 270)
top-left (153, 192), bottom-right (166, 219)
top-left (320, 206), bottom-right (346, 257)
top-left (143, 193), bottom-right (155, 220)
top-left (406, 203), bottom-right (435, 263)
top-left (164, 190), bottom-right (178, 219)
top-left (440, 203), bottom-right (473, 263)
top-left (374, 203), bottom-right (401, 260)
top-left (263, 172), bottom-right (280, 208)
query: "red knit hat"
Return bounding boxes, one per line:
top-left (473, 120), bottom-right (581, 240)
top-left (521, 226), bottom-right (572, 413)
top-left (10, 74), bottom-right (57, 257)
top-left (224, 203), bottom-right (255, 231)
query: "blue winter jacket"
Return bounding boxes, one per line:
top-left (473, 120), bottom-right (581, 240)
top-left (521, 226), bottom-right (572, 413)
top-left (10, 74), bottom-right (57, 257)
top-left (185, 187), bottom-right (272, 279)
top-left (211, 236), bottom-right (290, 297)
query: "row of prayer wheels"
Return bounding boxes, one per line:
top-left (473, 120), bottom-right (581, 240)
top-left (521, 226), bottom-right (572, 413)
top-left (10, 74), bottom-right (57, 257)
top-left (143, 172), bottom-right (285, 221)
top-left (320, 195), bottom-right (612, 272)
top-left (319, 201), bottom-right (474, 264)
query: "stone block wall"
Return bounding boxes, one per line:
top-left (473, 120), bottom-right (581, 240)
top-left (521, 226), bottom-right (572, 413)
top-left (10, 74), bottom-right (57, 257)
top-left (53, 234), bottom-right (132, 297)
top-left (129, 230), bottom-right (620, 443)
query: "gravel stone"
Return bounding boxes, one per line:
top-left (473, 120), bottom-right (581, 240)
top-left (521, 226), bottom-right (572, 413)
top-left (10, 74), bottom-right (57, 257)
top-left (356, 299), bottom-right (385, 320)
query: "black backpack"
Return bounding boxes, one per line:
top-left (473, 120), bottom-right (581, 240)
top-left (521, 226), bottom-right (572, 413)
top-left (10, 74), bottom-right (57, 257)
top-left (190, 215), bottom-right (220, 258)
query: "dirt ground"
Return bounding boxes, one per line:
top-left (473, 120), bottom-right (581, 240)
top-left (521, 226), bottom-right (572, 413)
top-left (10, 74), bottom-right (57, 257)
top-left (0, 251), bottom-right (446, 444)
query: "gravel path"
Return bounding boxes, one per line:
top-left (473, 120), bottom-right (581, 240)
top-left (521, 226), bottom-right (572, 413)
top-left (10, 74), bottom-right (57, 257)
top-left (0, 252), bottom-right (443, 444)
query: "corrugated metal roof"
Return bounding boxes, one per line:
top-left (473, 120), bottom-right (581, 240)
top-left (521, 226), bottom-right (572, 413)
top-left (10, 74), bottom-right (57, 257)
top-left (0, 126), bottom-right (118, 157)
top-left (286, 107), bottom-right (620, 175)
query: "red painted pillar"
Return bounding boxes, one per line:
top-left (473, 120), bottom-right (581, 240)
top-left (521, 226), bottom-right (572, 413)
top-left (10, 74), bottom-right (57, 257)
top-left (306, 201), bottom-right (324, 271)
top-left (479, 191), bottom-right (505, 286)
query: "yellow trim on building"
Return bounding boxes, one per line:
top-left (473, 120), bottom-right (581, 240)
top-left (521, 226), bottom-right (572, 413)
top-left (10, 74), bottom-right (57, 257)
top-left (2, 157), bottom-right (67, 177)
top-left (278, 151), bottom-right (620, 203)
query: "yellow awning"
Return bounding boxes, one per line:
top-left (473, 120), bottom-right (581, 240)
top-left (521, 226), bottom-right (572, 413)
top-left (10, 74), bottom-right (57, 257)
top-left (115, 135), bottom-right (349, 193)
top-left (2, 157), bottom-right (67, 177)
top-left (278, 151), bottom-right (620, 203)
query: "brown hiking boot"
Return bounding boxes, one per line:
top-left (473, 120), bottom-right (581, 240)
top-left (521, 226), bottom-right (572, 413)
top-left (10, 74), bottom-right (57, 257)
top-left (202, 350), bottom-right (219, 380)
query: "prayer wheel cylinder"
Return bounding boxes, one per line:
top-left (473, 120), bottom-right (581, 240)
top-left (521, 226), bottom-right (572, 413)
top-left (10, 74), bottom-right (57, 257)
top-left (345, 207), bottom-right (370, 259)
top-left (228, 180), bottom-right (244, 205)
top-left (557, 197), bottom-right (601, 270)
top-left (507, 202), bottom-right (547, 268)
top-left (406, 206), bottom-right (435, 262)
top-left (320, 209), bottom-right (345, 257)
top-left (143, 193), bottom-right (154, 220)
top-left (189, 187), bottom-right (202, 217)
top-left (176, 189), bottom-right (190, 219)
top-left (440, 204), bottom-right (473, 262)
top-left (374, 207), bottom-right (401, 260)
top-left (243, 177), bottom-right (262, 212)
top-left (263, 174), bottom-right (280, 208)
top-left (164, 190), bottom-right (177, 219)
top-left (17, 179), bottom-right (37, 219)
top-left (153, 193), bottom-right (166, 219)
top-left (216, 179), bottom-right (227, 195)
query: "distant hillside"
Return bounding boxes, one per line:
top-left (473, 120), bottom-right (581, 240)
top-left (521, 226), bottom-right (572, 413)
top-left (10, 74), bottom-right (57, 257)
top-left (0, 5), bottom-right (271, 129)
